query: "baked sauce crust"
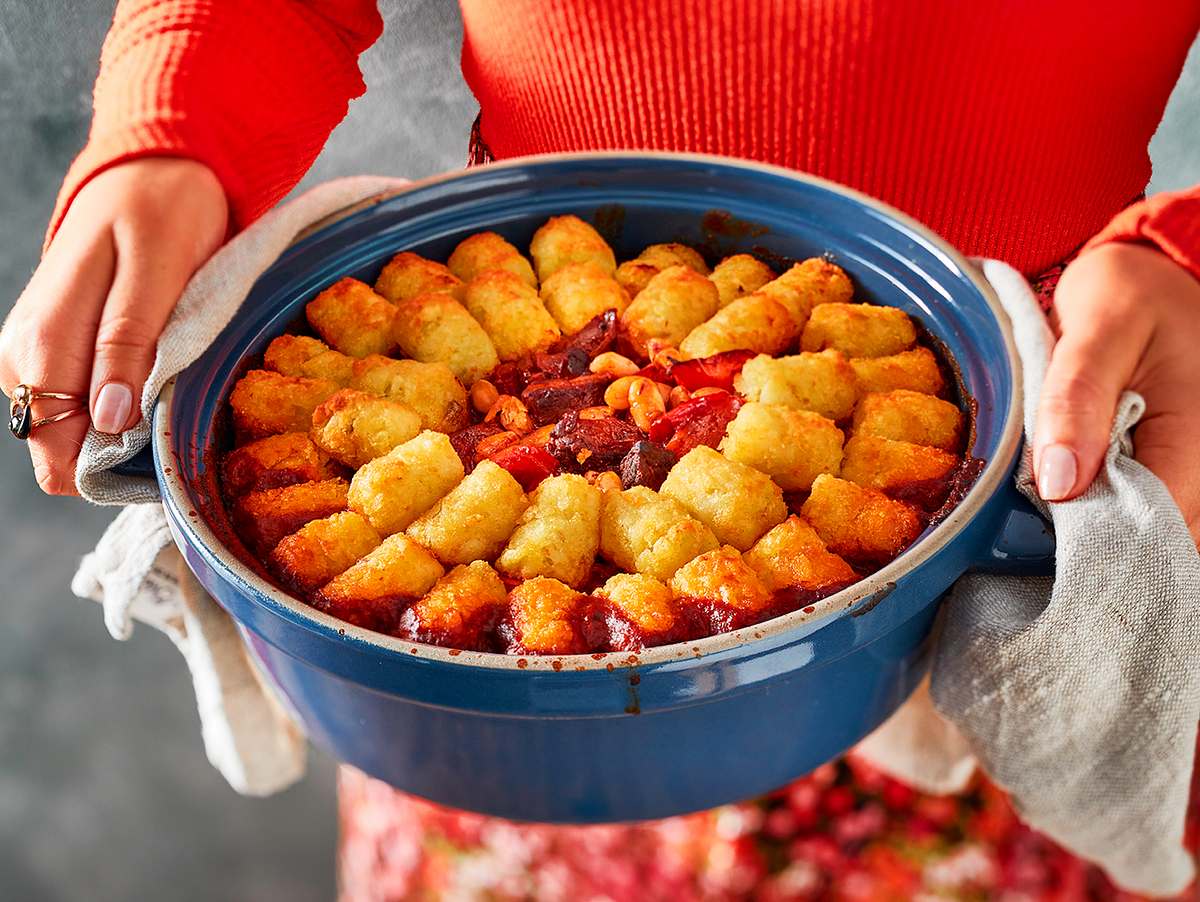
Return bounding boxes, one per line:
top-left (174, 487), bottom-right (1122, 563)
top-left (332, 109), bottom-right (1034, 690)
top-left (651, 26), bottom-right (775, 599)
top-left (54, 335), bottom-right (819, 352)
top-left (220, 215), bottom-right (970, 655)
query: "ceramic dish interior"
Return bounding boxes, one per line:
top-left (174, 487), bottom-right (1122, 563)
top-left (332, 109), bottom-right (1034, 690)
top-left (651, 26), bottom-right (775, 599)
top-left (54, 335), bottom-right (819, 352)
top-left (153, 152), bottom-right (1022, 673)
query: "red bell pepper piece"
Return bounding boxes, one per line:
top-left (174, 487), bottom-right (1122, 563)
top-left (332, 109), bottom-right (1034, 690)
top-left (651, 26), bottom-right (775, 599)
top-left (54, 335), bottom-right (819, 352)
top-left (647, 391), bottom-right (743, 455)
top-left (667, 349), bottom-right (756, 392)
top-left (488, 444), bottom-right (558, 491)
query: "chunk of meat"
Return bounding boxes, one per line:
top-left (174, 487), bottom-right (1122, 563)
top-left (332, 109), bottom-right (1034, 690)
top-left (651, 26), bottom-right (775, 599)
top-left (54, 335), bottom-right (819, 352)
top-left (617, 441), bottom-right (678, 490)
top-left (546, 411), bottom-right (642, 472)
top-left (556, 309), bottom-right (618, 359)
top-left (520, 373), bottom-right (611, 425)
top-left (449, 421), bottom-right (506, 469)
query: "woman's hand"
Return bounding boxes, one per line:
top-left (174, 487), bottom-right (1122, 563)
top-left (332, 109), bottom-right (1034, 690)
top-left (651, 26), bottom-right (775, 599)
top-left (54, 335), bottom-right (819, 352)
top-left (0, 158), bottom-right (228, 495)
top-left (1034, 242), bottom-right (1200, 543)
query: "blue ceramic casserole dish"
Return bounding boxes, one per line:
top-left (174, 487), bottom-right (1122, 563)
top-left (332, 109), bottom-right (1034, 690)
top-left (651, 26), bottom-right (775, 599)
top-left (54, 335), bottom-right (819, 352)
top-left (151, 153), bottom-right (1054, 823)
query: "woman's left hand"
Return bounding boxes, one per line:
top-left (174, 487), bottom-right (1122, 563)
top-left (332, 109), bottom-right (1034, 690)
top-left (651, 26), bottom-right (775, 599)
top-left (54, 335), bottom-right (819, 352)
top-left (1034, 241), bottom-right (1200, 545)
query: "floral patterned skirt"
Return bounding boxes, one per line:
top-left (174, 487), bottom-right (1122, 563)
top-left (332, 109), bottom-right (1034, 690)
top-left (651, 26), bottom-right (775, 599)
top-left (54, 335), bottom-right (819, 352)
top-left (337, 747), bottom-right (1199, 901)
top-left (336, 258), bottom-right (1196, 902)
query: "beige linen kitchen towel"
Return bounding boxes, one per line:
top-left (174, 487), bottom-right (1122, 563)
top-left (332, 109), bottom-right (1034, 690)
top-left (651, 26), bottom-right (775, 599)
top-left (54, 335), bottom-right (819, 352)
top-left (858, 259), bottom-right (1200, 897)
top-left (71, 176), bottom-right (409, 794)
top-left (68, 178), bottom-right (1200, 895)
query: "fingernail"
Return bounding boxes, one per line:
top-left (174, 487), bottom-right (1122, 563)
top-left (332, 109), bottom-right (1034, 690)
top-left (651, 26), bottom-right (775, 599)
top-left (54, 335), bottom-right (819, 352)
top-left (1037, 443), bottom-right (1077, 501)
top-left (93, 382), bottom-right (133, 434)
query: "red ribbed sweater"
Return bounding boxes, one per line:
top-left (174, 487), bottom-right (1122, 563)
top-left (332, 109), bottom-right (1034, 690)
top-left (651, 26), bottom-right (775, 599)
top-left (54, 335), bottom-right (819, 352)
top-left (51, 0), bottom-right (1200, 279)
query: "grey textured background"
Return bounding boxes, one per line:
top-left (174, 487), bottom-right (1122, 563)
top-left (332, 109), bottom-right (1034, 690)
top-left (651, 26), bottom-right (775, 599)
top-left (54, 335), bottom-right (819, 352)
top-left (0, 2), bottom-right (1196, 900)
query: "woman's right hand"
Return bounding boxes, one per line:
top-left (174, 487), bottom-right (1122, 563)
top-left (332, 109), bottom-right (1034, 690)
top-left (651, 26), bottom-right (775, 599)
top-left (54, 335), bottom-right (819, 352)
top-left (0, 158), bottom-right (229, 495)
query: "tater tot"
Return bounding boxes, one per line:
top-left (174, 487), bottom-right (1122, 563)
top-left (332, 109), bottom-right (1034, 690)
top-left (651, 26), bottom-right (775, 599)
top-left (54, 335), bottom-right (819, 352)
top-left (777, 258), bottom-right (854, 310)
top-left (719, 402), bottom-right (844, 491)
top-left (597, 572), bottom-right (678, 636)
top-left (852, 390), bottom-right (964, 451)
top-left (264, 334), bottom-right (328, 375)
top-left (801, 303), bottom-right (917, 358)
top-left (850, 347), bottom-right (946, 396)
top-left (839, 435), bottom-right (959, 497)
top-left (600, 486), bottom-right (719, 582)
top-left (800, 474), bottom-right (923, 565)
top-left (734, 350), bottom-right (858, 421)
top-left (263, 335), bottom-right (355, 386)
top-left (636, 243), bottom-right (710, 274)
top-left (744, 516), bottom-right (857, 593)
top-left (540, 261), bottom-right (629, 334)
top-left (310, 389), bottom-right (422, 468)
top-left (463, 270), bottom-right (561, 361)
top-left (506, 577), bottom-right (588, 654)
top-left (660, 446), bottom-right (787, 551)
top-left (613, 261), bottom-right (660, 300)
top-left (229, 370), bottom-right (339, 439)
top-left (317, 533), bottom-right (445, 614)
top-left (232, 478), bottom-right (349, 554)
top-left (678, 291), bottom-right (798, 358)
top-left (496, 474), bottom-right (602, 587)
top-left (348, 431), bottom-right (465, 535)
top-left (391, 291), bottom-right (499, 387)
top-left (620, 265), bottom-right (720, 357)
top-left (305, 277), bottom-right (396, 358)
top-left (223, 432), bottom-right (341, 497)
top-left (747, 259), bottom-right (851, 332)
top-left (400, 561), bottom-right (509, 647)
top-left (406, 460), bottom-right (528, 565)
top-left (529, 214), bottom-right (617, 281)
top-left (374, 251), bottom-right (465, 303)
top-left (614, 243), bottom-right (710, 297)
top-left (350, 355), bottom-right (469, 434)
top-left (268, 511), bottom-right (382, 594)
top-left (448, 232), bottom-right (537, 287)
top-left (710, 254), bottom-right (776, 307)
top-left (669, 546), bottom-right (772, 613)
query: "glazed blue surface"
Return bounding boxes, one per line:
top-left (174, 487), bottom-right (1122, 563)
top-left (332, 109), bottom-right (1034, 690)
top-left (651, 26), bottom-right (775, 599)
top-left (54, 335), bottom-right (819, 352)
top-left (156, 154), bottom-right (1053, 822)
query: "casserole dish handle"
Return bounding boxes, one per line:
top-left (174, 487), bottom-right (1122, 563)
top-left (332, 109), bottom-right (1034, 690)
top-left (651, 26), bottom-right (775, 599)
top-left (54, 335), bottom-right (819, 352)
top-left (973, 478), bottom-right (1056, 575)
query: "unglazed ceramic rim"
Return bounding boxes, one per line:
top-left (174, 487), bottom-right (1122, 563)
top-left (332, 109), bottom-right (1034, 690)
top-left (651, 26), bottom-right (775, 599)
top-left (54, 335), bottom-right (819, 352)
top-left (154, 151), bottom-right (1023, 672)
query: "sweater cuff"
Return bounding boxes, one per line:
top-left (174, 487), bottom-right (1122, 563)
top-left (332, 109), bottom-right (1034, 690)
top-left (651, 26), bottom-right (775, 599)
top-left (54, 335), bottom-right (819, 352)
top-left (1083, 186), bottom-right (1200, 284)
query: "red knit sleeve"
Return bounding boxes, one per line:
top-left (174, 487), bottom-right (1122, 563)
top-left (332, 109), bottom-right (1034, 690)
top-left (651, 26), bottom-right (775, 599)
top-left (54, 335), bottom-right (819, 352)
top-left (1083, 186), bottom-right (1200, 283)
top-left (45, 0), bottom-right (383, 248)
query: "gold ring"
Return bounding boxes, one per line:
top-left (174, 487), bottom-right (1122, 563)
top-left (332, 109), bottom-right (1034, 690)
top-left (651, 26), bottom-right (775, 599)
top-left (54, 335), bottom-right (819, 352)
top-left (8, 384), bottom-right (86, 440)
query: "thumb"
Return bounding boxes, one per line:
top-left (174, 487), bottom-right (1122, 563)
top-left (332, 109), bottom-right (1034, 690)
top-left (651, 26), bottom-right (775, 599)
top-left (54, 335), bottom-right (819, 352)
top-left (1033, 310), bottom-right (1146, 502)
